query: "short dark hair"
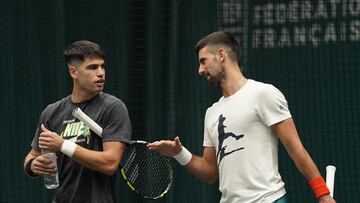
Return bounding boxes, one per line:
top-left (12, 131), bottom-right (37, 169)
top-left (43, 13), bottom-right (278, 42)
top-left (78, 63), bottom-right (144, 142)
top-left (63, 40), bottom-right (105, 65)
top-left (195, 31), bottom-right (240, 62)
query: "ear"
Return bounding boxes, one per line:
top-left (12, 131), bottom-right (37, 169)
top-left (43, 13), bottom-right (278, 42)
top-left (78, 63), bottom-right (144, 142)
top-left (217, 48), bottom-right (226, 62)
top-left (68, 65), bottom-right (78, 79)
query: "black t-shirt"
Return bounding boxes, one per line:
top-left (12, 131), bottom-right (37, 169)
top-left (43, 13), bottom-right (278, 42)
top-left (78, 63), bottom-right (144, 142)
top-left (31, 92), bottom-right (132, 203)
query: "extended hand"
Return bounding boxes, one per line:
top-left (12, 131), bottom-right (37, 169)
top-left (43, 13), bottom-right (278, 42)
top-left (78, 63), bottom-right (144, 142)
top-left (39, 124), bottom-right (64, 152)
top-left (147, 136), bottom-right (183, 157)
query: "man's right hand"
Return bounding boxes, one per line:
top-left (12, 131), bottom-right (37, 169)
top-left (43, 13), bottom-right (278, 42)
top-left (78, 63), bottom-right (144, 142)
top-left (147, 136), bottom-right (183, 157)
top-left (30, 155), bottom-right (57, 176)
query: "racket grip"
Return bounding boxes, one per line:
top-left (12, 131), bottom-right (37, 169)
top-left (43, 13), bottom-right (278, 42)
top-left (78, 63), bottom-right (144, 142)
top-left (72, 107), bottom-right (103, 136)
top-left (325, 165), bottom-right (336, 197)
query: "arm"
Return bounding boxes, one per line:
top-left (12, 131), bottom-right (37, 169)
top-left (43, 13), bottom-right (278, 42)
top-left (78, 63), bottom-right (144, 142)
top-left (24, 149), bottom-right (56, 176)
top-left (38, 124), bottom-right (126, 176)
top-left (184, 146), bottom-right (219, 184)
top-left (147, 136), bottom-right (218, 183)
top-left (24, 149), bottom-right (40, 173)
top-left (71, 141), bottom-right (125, 175)
top-left (272, 118), bottom-right (320, 180)
top-left (272, 118), bottom-right (335, 203)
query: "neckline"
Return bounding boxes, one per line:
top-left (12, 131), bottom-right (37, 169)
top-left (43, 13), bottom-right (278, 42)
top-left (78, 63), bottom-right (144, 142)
top-left (220, 79), bottom-right (251, 102)
top-left (68, 92), bottom-right (101, 105)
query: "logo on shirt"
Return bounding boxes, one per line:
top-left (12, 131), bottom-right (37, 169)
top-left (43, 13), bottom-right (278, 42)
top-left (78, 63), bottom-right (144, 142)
top-left (60, 121), bottom-right (91, 145)
top-left (217, 114), bottom-right (244, 164)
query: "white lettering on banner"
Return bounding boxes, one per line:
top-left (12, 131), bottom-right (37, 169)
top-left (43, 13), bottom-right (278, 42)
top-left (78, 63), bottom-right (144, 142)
top-left (350, 20), bottom-right (360, 40)
top-left (349, 0), bottom-right (360, 16)
top-left (221, 0), bottom-right (360, 49)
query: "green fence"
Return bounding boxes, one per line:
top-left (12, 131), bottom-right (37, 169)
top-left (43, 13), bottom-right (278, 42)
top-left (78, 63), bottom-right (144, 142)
top-left (1, 0), bottom-right (359, 202)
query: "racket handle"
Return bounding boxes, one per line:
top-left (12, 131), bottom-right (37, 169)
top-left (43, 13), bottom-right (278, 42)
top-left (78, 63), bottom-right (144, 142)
top-left (72, 107), bottom-right (103, 136)
top-left (325, 165), bottom-right (336, 197)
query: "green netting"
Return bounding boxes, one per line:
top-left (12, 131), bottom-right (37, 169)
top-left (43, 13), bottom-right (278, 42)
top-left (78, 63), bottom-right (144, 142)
top-left (1, 0), bottom-right (359, 202)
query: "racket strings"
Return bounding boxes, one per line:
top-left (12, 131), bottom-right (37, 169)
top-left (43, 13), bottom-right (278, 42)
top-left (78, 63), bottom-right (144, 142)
top-left (121, 143), bottom-right (173, 198)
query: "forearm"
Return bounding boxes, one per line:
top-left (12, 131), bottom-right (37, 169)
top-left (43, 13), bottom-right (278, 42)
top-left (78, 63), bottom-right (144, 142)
top-left (24, 149), bottom-right (40, 169)
top-left (69, 142), bottom-right (125, 176)
top-left (51, 143), bottom-right (119, 175)
top-left (289, 147), bottom-right (322, 181)
top-left (285, 145), bottom-right (334, 202)
top-left (274, 119), bottom-right (333, 200)
top-left (24, 154), bottom-right (35, 170)
top-left (24, 149), bottom-right (42, 177)
top-left (177, 146), bottom-right (218, 184)
top-left (184, 155), bottom-right (219, 183)
top-left (39, 127), bottom-right (126, 176)
top-left (273, 119), bottom-right (322, 180)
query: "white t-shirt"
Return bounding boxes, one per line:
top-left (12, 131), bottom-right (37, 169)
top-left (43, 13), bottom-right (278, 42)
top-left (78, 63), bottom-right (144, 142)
top-left (203, 79), bottom-right (292, 203)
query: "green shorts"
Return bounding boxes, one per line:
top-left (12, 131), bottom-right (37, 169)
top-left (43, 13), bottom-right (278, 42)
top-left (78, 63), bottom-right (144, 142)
top-left (273, 195), bottom-right (287, 203)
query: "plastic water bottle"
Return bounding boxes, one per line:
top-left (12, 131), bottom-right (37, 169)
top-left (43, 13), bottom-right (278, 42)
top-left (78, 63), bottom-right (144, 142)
top-left (41, 150), bottom-right (59, 189)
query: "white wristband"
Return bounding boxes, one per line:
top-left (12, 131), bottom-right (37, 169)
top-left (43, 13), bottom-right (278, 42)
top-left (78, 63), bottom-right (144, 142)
top-left (61, 140), bottom-right (77, 157)
top-left (173, 146), bottom-right (192, 166)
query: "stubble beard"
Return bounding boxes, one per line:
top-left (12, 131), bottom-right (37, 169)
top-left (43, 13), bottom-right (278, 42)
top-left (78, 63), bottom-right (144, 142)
top-left (208, 69), bottom-right (224, 87)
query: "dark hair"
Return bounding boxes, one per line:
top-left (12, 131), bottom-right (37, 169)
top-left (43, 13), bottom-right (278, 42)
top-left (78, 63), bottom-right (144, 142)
top-left (195, 31), bottom-right (240, 62)
top-left (63, 40), bottom-right (105, 65)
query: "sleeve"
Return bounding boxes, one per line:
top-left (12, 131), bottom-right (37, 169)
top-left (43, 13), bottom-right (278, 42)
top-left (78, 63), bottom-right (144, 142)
top-left (255, 84), bottom-right (292, 127)
top-left (31, 107), bottom-right (50, 151)
top-left (203, 108), bottom-right (215, 147)
top-left (101, 100), bottom-right (132, 143)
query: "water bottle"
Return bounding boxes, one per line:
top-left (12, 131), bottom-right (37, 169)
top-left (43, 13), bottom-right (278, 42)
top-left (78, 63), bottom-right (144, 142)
top-left (41, 149), bottom-right (59, 189)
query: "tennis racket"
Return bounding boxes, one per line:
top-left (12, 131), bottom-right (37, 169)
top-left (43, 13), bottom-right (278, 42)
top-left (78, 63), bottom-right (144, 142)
top-left (72, 107), bottom-right (173, 199)
top-left (326, 165), bottom-right (336, 198)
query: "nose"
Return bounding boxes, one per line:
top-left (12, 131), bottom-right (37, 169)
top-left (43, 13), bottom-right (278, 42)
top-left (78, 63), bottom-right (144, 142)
top-left (97, 66), bottom-right (105, 76)
top-left (198, 65), bottom-right (205, 75)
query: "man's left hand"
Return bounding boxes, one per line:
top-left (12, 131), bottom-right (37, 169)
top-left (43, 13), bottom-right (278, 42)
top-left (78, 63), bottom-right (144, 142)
top-left (39, 124), bottom-right (64, 151)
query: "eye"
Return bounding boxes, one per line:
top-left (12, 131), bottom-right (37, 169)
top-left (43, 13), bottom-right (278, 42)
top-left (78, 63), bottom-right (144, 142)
top-left (87, 64), bottom-right (105, 70)
top-left (87, 64), bottom-right (99, 70)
